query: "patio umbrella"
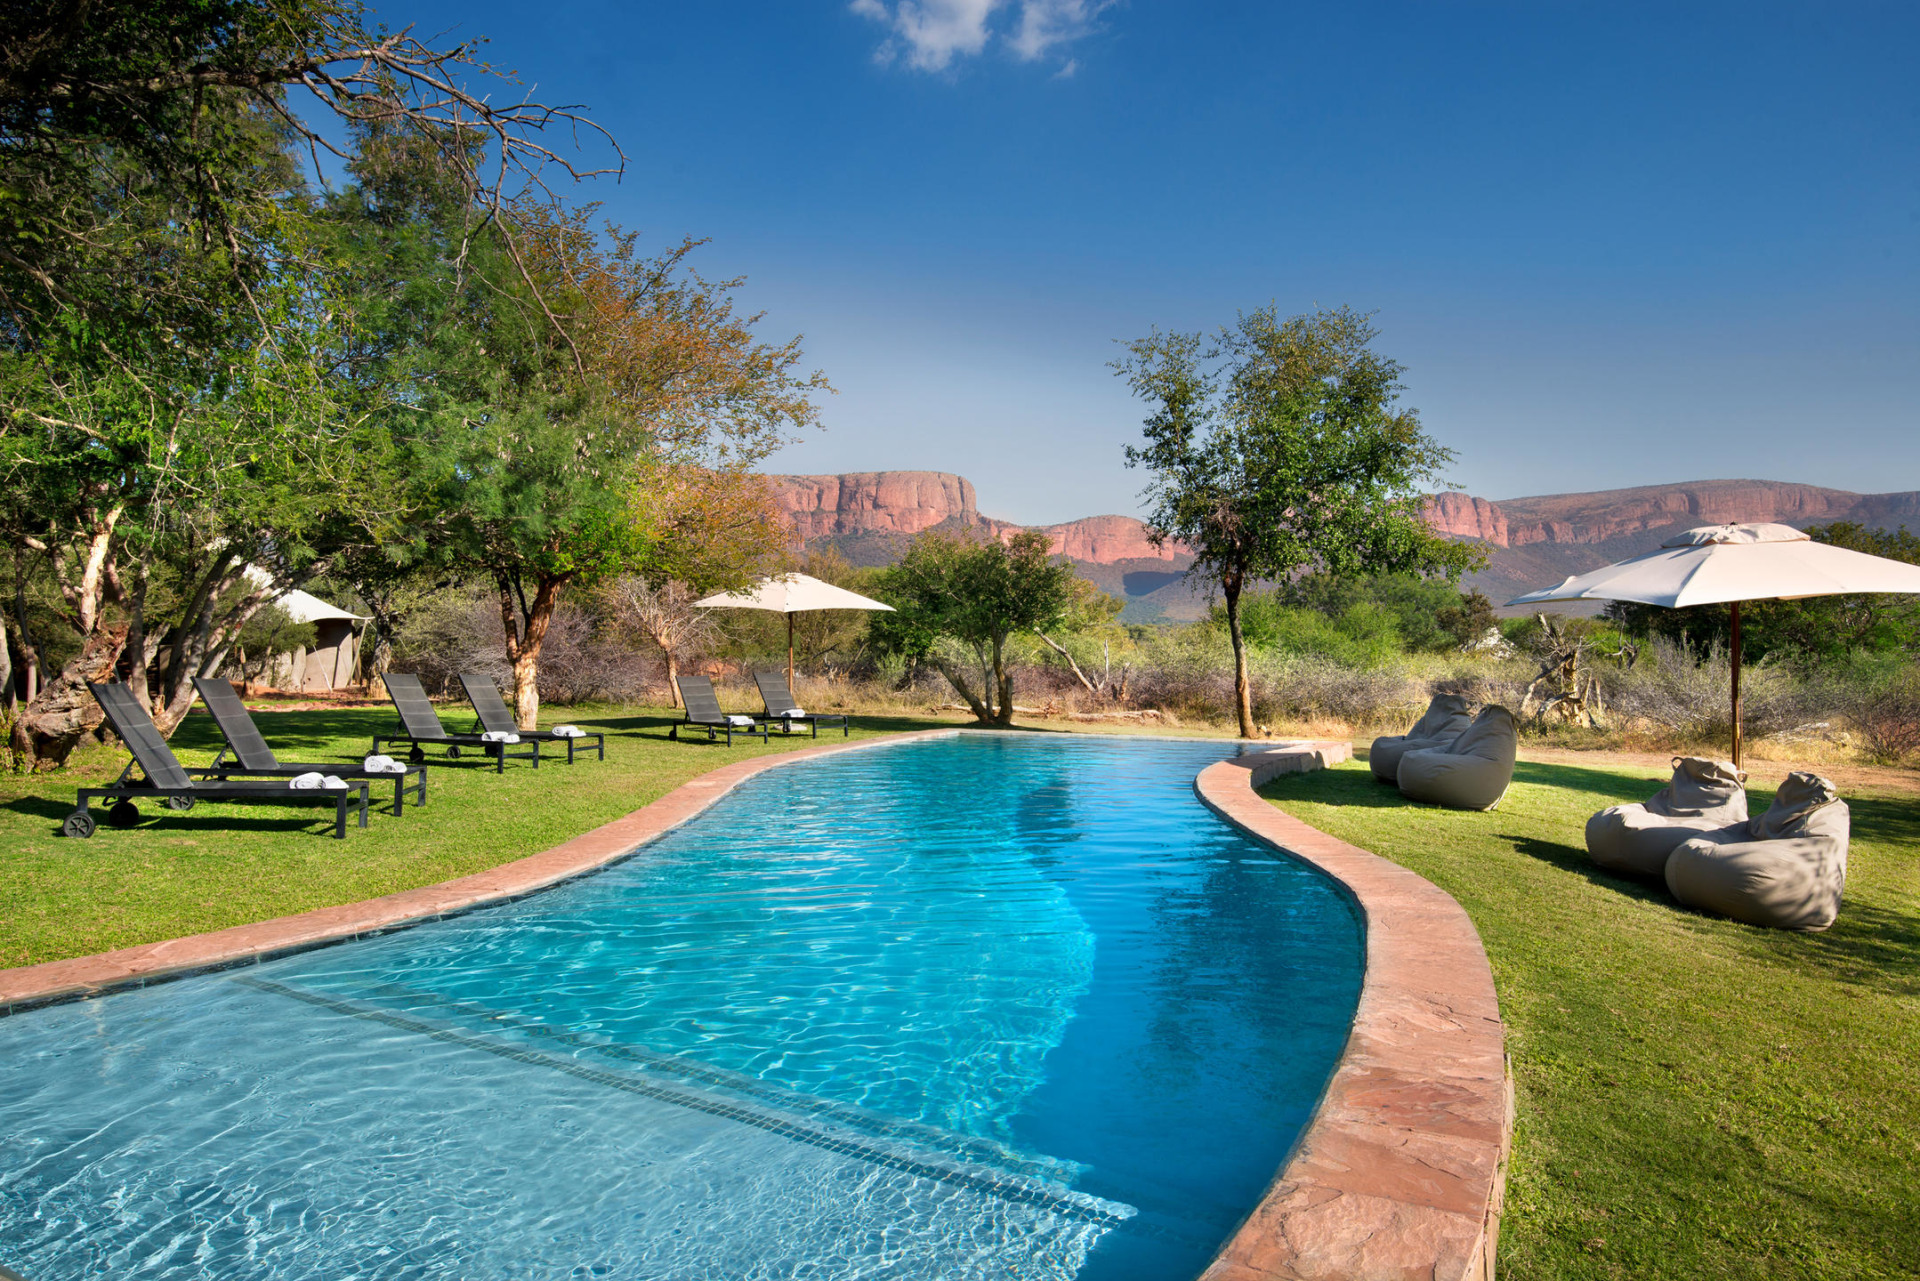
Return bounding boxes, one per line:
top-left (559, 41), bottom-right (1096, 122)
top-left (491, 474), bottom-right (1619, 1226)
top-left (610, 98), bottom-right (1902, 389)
top-left (694, 573), bottom-right (895, 692)
top-left (1506, 522), bottom-right (1920, 766)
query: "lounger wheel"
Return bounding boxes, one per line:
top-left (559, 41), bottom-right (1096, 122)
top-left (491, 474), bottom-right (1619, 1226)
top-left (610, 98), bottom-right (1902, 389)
top-left (408, 745), bottom-right (425, 763)
top-left (447, 744), bottom-right (464, 759)
top-left (62, 810), bottom-right (97, 839)
top-left (107, 800), bottom-right (141, 828)
top-left (165, 794), bottom-right (195, 812)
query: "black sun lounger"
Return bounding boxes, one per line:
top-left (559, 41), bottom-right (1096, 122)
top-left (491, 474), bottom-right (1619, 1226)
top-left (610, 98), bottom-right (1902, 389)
top-left (192, 676), bottom-right (428, 815)
top-left (457, 673), bottom-right (605, 764)
top-left (64, 683), bottom-right (370, 840)
top-left (669, 674), bottom-right (768, 745)
top-left (753, 671), bottom-right (849, 738)
top-left (372, 673), bottom-right (540, 772)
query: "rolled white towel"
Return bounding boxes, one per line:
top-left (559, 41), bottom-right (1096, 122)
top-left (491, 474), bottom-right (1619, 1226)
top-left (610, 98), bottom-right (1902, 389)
top-left (290, 771), bottom-right (349, 791)
top-left (362, 754), bottom-right (407, 774)
top-left (779, 708), bottom-right (808, 719)
top-left (726, 714), bottom-right (757, 728)
top-left (551, 725), bottom-right (585, 738)
top-left (480, 730), bottom-right (521, 743)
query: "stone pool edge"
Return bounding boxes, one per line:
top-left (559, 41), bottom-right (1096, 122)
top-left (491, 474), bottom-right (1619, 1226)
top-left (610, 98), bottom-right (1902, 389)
top-left (0, 729), bottom-right (960, 1014)
top-left (1194, 750), bottom-right (1514, 1281)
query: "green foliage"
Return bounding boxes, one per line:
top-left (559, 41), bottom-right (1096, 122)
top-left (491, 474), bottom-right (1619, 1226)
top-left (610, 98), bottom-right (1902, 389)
top-left (1115, 305), bottom-right (1479, 734)
top-left (1604, 523), bottom-right (1920, 669)
top-left (1225, 593), bottom-right (1403, 668)
top-left (1435, 589), bottom-right (1498, 649)
top-left (1281, 571), bottom-right (1481, 653)
top-left (874, 530), bottom-right (1076, 723)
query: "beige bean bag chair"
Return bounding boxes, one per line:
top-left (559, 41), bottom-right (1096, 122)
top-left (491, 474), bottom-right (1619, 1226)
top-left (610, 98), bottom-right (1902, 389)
top-left (1585, 757), bottom-right (1748, 878)
top-left (1665, 772), bottom-right (1850, 931)
top-left (1370, 693), bottom-right (1474, 784)
top-left (1397, 705), bottom-right (1518, 811)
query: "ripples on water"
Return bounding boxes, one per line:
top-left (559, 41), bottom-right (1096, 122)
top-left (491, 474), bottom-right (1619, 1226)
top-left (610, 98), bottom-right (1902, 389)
top-left (0, 734), bottom-right (1362, 1280)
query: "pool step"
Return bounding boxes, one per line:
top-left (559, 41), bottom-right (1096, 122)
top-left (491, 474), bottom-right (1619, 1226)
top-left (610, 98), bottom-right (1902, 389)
top-left (236, 975), bottom-right (1137, 1232)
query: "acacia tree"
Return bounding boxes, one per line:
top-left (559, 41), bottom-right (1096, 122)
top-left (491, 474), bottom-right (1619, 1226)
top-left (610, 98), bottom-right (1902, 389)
top-left (874, 529), bottom-right (1076, 725)
top-left (1116, 305), bottom-right (1477, 738)
top-left (427, 202), bottom-right (825, 727)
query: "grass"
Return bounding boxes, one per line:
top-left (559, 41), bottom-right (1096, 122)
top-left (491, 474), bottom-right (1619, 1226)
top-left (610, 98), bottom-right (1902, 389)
top-left (1259, 757), bottom-right (1920, 1281)
top-left (0, 702), bottom-right (955, 970)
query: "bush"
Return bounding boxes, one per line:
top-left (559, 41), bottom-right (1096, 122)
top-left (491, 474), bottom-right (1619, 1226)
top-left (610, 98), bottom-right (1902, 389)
top-left (1607, 640), bottom-right (1813, 744)
top-left (390, 589), bottom-right (653, 706)
top-left (1843, 668), bottom-right (1920, 762)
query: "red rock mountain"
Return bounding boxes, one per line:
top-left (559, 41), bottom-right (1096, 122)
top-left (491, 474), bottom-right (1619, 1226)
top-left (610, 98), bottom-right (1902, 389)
top-left (775, 472), bottom-right (1920, 620)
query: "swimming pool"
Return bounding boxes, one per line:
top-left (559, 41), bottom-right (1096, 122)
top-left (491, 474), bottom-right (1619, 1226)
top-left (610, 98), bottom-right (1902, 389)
top-left (0, 734), bottom-right (1363, 1280)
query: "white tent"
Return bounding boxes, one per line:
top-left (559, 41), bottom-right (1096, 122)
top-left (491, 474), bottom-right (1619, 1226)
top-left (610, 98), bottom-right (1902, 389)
top-left (695, 574), bottom-right (894, 691)
top-left (1507, 522), bottom-right (1920, 764)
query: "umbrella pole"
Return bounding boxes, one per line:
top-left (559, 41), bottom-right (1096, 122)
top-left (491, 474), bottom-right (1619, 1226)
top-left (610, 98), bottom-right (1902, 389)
top-left (787, 613), bottom-right (795, 694)
top-left (1730, 599), bottom-right (1743, 769)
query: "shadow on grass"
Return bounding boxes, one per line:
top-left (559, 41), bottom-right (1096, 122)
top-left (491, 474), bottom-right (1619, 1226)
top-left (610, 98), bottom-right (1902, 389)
top-left (3, 793), bottom-right (358, 839)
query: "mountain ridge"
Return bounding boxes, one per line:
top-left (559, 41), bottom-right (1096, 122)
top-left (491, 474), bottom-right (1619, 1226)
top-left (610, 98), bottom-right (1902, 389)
top-left (772, 471), bottom-right (1920, 620)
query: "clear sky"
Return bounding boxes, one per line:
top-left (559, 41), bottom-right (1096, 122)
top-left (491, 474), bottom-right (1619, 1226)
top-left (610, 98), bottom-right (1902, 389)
top-left (370, 0), bottom-right (1918, 525)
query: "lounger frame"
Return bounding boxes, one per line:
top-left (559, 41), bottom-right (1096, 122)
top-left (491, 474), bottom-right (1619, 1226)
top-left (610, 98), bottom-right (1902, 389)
top-left (66, 683), bottom-right (370, 840)
top-left (753, 671), bottom-right (849, 738)
top-left (458, 673), bottom-right (605, 764)
top-left (372, 673), bottom-right (540, 772)
top-left (191, 676), bottom-right (428, 814)
top-left (669, 674), bottom-right (769, 745)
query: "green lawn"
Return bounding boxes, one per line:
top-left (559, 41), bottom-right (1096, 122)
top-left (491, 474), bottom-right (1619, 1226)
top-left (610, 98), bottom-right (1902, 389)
top-left (1260, 757), bottom-right (1920, 1281)
top-left (0, 703), bottom-right (951, 970)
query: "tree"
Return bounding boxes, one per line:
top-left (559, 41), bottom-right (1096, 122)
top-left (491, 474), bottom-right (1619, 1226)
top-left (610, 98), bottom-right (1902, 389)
top-left (1115, 305), bottom-right (1478, 737)
top-left (1437, 589), bottom-right (1499, 650)
top-left (874, 530), bottom-right (1076, 725)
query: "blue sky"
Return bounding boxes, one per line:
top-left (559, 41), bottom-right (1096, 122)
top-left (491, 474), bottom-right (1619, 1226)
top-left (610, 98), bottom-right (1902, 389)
top-left (372, 1), bottom-right (1918, 525)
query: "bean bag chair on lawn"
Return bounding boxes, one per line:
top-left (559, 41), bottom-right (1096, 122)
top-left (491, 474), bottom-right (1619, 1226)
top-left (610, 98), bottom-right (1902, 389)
top-left (1370, 693), bottom-right (1475, 784)
top-left (1397, 705), bottom-right (1518, 811)
top-left (1585, 756), bottom-right (1748, 879)
top-left (1664, 772), bottom-right (1850, 931)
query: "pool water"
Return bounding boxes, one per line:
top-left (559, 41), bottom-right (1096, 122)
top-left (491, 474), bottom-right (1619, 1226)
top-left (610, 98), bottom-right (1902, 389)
top-left (0, 734), bottom-right (1363, 1280)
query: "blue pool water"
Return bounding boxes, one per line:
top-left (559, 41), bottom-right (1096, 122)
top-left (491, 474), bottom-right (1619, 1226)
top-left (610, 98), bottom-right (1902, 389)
top-left (0, 734), bottom-right (1363, 1280)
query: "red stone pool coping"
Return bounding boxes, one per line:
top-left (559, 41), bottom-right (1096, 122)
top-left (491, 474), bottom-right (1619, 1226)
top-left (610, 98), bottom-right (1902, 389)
top-left (0, 728), bottom-right (1512, 1281)
top-left (1196, 747), bottom-right (1513, 1281)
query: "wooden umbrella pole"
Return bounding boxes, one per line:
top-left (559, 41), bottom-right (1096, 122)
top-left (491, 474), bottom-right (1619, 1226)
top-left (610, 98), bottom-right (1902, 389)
top-left (1730, 599), bottom-right (1743, 769)
top-left (787, 613), bottom-right (795, 694)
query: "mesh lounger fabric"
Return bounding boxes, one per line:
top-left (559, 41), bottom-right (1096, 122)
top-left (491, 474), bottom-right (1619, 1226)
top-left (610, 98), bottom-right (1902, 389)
top-left (1586, 757), bottom-right (1748, 878)
top-left (1397, 704), bottom-right (1518, 811)
top-left (1369, 693), bottom-right (1474, 783)
top-left (1665, 772), bottom-right (1850, 931)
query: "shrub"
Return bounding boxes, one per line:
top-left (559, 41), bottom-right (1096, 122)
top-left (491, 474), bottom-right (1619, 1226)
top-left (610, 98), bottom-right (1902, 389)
top-left (1842, 668), bottom-right (1920, 762)
top-left (1607, 640), bottom-right (1812, 743)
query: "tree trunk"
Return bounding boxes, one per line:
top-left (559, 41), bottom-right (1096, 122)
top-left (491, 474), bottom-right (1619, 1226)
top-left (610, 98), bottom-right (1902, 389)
top-left (990, 632), bottom-right (1014, 726)
top-left (664, 647), bottom-right (682, 707)
top-left (929, 653), bottom-right (992, 722)
top-left (499, 574), bottom-right (564, 729)
top-left (1223, 574), bottom-right (1255, 739)
top-left (9, 623), bottom-right (129, 770)
top-left (0, 598), bottom-right (12, 714)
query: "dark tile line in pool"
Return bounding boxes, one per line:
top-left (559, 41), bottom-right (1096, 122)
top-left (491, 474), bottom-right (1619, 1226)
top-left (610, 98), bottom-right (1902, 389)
top-left (0, 730), bottom-right (962, 1016)
top-left (329, 974), bottom-right (1080, 1186)
top-left (236, 975), bottom-right (1140, 1232)
top-left (1192, 751), bottom-right (1513, 1281)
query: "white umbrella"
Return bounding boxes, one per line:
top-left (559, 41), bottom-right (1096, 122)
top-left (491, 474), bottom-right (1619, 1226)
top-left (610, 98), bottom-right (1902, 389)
top-left (694, 573), bottom-right (895, 692)
top-left (1507, 522), bottom-right (1920, 765)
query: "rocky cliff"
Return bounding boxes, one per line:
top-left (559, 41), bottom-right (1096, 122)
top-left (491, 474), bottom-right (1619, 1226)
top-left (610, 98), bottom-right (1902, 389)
top-left (776, 472), bottom-right (1920, 620)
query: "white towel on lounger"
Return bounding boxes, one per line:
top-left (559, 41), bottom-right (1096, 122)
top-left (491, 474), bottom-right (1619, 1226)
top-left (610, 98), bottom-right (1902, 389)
top-left (362, 755), bottom-right (407, 774)
top-left (779, 708), bottom-right (808, 718)
top-left (726, 714), bottom-right (756, 728)
top-left (551, 725), bottom-right (585, 737)
top-left (481, 731), bottom-right (520, 743)
top-left (290, 771), bottom-right (348, 790)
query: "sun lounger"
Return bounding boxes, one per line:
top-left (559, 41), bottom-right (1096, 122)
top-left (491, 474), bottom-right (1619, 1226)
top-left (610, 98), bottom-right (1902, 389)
top-left (753, 671), bottom-right (848, 738)
top-left (372, 672), bottom-right (540, 772)
top-left (191, 677), bottom-right (428, 815)
top-left (457, 673), bottom-right (605, 764)
top-left (64, 683), bottom-right (370, 839)
top-left (669, 674), bottom-right (768, 745)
